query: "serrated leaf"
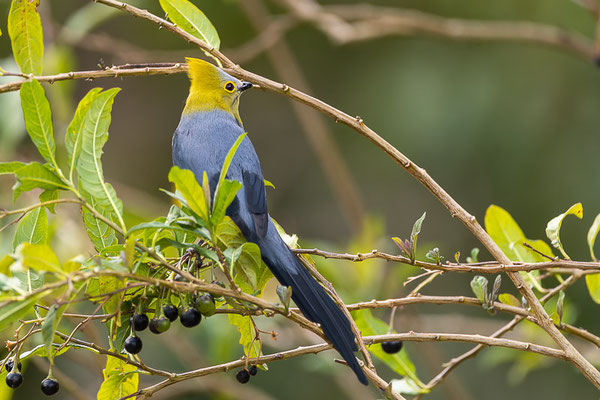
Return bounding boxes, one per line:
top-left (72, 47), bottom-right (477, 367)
top-left (470, 275), bottom-right (488, 304)
top-left (0, 161), bottom-right (25, 175)
top-left (498, 293), bottom-right (520, 307)
top-left (81, 194), bottom-right (118, 252)
top-left (485, 205), bottom-right (554, 291)
top-left (16, 243), bottom-right (61, 274)
top-left (13, 162), bottom-right (67, 201)
top-left (585, 274), bottom-right (600, 304)
top-left (8, 0), bottom-right (43, 75)
top-left (39, 189), bottom-right (59, 213)
top-left (352, 309), bottom-right (423, 385)
top-left (13, 207), bottom-right (47, 250)
top-left (66, 88), bottom-right (102, 181)
top-left (96, 276), bottom-right (124, 315)
top-left (227, 314), bottom-right (263, 361)
top-left (587, 214), bottom-right (600, 261)
top-left (41, 304), bottom-right (64, 364)
top-left (76, 88), bottom-right (125, 231)
top-left (19, 81), bottom-right (58, 168)
top-left (159, 0), bottom-right (221, 64)
top-left (97, 356), bottom-right (138, 400)
top-left (545, 203), bottom-right (583, 259)
top-left (168, 166), bottom-right (208, 222)
top-left (127, 220), bottom-right (209, 241)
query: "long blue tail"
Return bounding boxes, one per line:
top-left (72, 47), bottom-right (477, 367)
top-left (258, 227), bottom-right (368, 385)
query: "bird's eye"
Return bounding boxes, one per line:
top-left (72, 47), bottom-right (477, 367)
top-left (224, 81), bottom-right (236, 93)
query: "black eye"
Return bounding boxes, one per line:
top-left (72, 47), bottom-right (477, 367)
top-left (225, 82), bottom-right (235, 92)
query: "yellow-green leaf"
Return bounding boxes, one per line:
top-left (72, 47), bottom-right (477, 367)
top-left (352, 309), bottom-right (423, 386)
top-left (8, 0), bottom-right (43, 75)
top-left (19, 81), bottom-right (58, 169)
top-left (41, 304), bottom-right (64, 364)
top-left (168, 166), bottom-right (208, 221)
top-left (13, 207), bottom-right (47, 250)
top-left (159, 0), bottom-right (221, 64)
top-left (545, 203), bottom-right (583, 259)
top-left (13, 162), bottom-right (67, 202)
top-left (76, 88), bottom-right (125, 231)
top-left (0, 161), bottom-right (26, 175)
top-left (227, 314), bottom-right (264, 363)
top-left (587, 214), bottom-right (600, 261)
top-left (97, 356), bottom-right (138, 400)
top-left (585, 274), bottom-right (600, 304)
top-left (498, 293), bottom-right (520, 307)
top-left (16, 243), bottom-right (61, 274)
top-left (66, 88), bottom-right (103, 182)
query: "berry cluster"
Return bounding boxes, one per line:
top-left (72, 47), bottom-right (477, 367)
top-left (4, 359), bottom-right (60, 396)
top-left (236, 365), bottom-right (258, 384)
top-left (124, 292), bottom-right (217, 355)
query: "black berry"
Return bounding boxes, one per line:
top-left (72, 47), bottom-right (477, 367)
top-left (149, 317), bottom-right (171, 334)
top-left (124, 336), bottom-right (143, 354)
top-left (5, 360), bottom-right (21, 372)
top-left (381, 340), bottom-right (403, 354)
top-left (236, 369), bottom-right (250, 384)
top-left (41, 378), bottom-right (60, 396)
top-left (6, 372), bottom-right (23, 389)
top-left (194, 293), bottom-right (216, 316)
top-left (163, 304), bottom-right (179, 322)
top-left (248, 365), bottom-right (258, 376)
top-left (131, 314), bottom-right (149, 331)
top-left (179, 308), bottom-right (201, 327)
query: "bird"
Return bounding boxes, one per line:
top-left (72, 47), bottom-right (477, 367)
top-left (171, 57), bottom-right (368, 385)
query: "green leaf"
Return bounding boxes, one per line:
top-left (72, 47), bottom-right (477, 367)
top-left (470, 275), bottom-right (488, 304)
top-left (409, 212), bottom-right (426, 260)
top-left (97, 356), bottom-right (138, 400)
top-left (213, 133), bottom-right (246, 212)
top-left (66, 88), bottom-right (102, 182)
top-left (0, 294), bottom-right (43, 331)
top-left (352, 309), bottom-right (423, 385)
top-left (96, 276), bottom-right (124, 315)
top-left (485, 205), bottom-right (554, 291)
top-left (81, 188), bottom-right (118, 251)
top-left (19, 81), bottom-right (58, 169)
top-left (0, 161), bottom-right (25, 175)
top-left (127, 221), bottom-right (209, 241)
top-left (16, 243), bottom-right (62, 274)
top-left (227, 314), bottom-right (263, 361)
top-left (39, 189), bottom-right (59, 213)
top-left (76, 88), bottom-right (125, 231)
top-left (498, 293), bottom-right (520, 307)
top-left (41, 304), bottom-right (64, 364)
top-left (210, 179), bottom-right (242, 227)
top-left (13, 162), bottom-right (67, 201)
top-left (159, 0), bottom-right (221, 64)
top-left (545, 203), bottom-right (583, 259)
top-left (585, 274), bottom-right (600, 304)
top-left (8, 0), bottom-right (44, 75)
top-left (168, 166), bottom-right (208, 221)
top-left (0, 273), bottom-right (25, 294)
top-left (587, 213), bottom-right (600, 261)
top-left (13, 207), bottom-right (47, 250)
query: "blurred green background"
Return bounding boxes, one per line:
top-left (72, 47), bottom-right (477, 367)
top-left (1, 0), bottom-right (600, 399)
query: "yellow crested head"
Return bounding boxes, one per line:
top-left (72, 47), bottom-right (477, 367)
top-left (183, 58), bottom-right (252, 123)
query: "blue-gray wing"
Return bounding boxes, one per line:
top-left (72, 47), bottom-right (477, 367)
top-left (242, 170), bottom-right (268, 238)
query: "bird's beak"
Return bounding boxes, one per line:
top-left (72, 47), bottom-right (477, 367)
top-left (239, 82), bottom-right (253, 92)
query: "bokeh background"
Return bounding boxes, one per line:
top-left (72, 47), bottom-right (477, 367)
top-left (1, 0), bottom-right (600, 399)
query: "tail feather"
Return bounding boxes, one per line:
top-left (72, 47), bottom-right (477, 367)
top-left (259, 232), bottom-right (368, 385)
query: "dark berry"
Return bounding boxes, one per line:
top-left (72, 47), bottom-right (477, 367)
top-left (131, 314), bottom-right (149, 331)
top-left (212, 280), bottom-right (225, 288)
top-left (124, 336), bottom-right (143, 354)
top-left (5, 360), bottom-right (21, 372)
top-left (163, 304), bottom-right (179, 322)
top-left (248, 365), bottom-right (258, 376)
top-left (381, 340), bottom-right (403, 354)
top-left (236, 369), bottom-right (250, 384)
top-left (149, 317), bottom-right (171, 334)
top-left (179, 308), bottom-right (201, 327)
top-left (194, 293), bottom-right (216, 316)
top-left (6, 372), bottom-right (23, 388)
top-left (41, 378), bottom-right (59, 396)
